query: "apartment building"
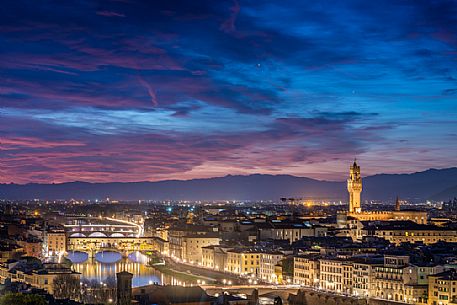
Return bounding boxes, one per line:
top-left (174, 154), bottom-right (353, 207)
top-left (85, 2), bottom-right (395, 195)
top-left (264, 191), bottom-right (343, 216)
top-left (428, 270), bottom-right (457, 305)
top-left (226, 249), bottom-right (261, 276)
top-left (293, 254), bottom-right (320, 287)
top-left (259, 252), bottom-right (284, 283)
top-left (320, 257), bottom-right (353, 294)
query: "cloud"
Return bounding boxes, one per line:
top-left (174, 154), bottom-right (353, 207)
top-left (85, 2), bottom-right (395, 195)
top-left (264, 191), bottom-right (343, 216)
top-left (1, 0), bottom-right (457, 183)
top-left (96, 10), bottom-right (125, 18)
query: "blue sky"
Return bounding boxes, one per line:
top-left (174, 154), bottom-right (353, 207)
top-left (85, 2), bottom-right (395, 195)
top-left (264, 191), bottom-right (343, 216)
top-left (0, 0), bottom-right (456, 183)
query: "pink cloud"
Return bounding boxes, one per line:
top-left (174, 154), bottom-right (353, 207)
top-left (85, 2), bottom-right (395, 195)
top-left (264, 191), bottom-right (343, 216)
top-left (96, 10), bottom-right (125, 18)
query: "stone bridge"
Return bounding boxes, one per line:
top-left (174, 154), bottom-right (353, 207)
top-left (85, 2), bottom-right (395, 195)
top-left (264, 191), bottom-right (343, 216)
top-left (203, 285), bottom-right (299, 303)
top-left (64, 217), bottom-right (139, 238)
top-left (67, 236), bottom-right (169, 257)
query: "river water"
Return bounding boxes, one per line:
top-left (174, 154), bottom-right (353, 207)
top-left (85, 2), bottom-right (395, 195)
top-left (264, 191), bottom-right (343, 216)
top-left (67, 251), bottom-right (185, 287)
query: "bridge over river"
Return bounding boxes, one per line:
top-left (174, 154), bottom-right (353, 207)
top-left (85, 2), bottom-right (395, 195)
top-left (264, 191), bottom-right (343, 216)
top-left (64, 216), bottom-right (142, 238)
top-left (200, 284), bottom-right (301, 304)
top-left (67, 236), bottom-right (168, 257)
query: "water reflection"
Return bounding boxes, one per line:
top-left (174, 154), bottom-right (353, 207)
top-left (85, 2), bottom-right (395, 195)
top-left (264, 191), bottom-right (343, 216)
top-left (94, 251), bottom-right (122, 263)
top-left (68, 251), bottom-right (187, 287)
top-left (67, 251), bottom-right (88, 263)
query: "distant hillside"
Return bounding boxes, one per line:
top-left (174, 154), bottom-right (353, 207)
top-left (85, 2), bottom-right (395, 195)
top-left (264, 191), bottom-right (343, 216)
top-left (431, 184), bottom-right (457, 201)
top-left (1, 168), bottom-right (456, 201)
top-left (363, 168), bottom-right (457, 201)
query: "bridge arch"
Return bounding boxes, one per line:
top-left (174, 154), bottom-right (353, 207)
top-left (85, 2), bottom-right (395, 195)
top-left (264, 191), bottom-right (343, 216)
top-left (70, 232), bottom-right (86, 237)
top-left (88, 232), bottom-right (108, 237)
top-left (110, 233), bottom-right (125, 237)
top-left (95, 250), bottom-right (123, 263)
top-left (66, 251), bottom-right (89, 263)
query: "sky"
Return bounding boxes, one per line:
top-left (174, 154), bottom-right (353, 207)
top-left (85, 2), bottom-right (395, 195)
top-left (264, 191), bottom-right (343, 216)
top-left (0, 0), bottom-right (456, 183)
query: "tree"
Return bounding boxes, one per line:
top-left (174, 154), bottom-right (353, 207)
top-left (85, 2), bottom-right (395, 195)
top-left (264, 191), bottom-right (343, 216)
top-left (0, 293), bottom-right (47, 305)
top-left (52, 274), bottom-right (80, 300)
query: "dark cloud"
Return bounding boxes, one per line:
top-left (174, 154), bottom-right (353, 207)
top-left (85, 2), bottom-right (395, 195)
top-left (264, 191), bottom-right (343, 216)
top-left (1, 0), bottom-right (456, 182)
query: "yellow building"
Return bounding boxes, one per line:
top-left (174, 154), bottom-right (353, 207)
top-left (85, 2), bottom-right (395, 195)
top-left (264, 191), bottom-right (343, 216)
top-left (45, 230), bottom-right (67, 256)
top-left (293, 254), bottom-right (320, 287)
top-left (202, 246), bottom-right (215, 269)
top-left (226, 249), bottom-right (260, 276)
top-left (428, 270), bottom-right (457, 305)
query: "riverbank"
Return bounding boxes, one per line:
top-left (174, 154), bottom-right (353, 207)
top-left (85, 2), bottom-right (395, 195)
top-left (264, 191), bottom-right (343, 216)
top-left (148, 252), bottom-right (245, 285)
top-left (152, 264), bottom-right (216, 284)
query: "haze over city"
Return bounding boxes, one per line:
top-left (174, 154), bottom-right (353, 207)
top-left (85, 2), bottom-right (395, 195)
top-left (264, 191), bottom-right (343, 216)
top-left (1, 0), bottom-right (456, 184)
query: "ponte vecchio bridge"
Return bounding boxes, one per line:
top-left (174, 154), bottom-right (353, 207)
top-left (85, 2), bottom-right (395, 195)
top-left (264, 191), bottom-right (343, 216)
top-left (64, 217), bottom-right (141, 238)
top-left (67, 236), bottom-right (168, 257)
top-left (65, 216), bottom-right (167, 257)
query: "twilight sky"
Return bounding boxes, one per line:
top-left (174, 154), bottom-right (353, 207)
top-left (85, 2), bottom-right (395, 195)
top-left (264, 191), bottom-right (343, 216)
top-left (1, 0), bottom-right (457, 183)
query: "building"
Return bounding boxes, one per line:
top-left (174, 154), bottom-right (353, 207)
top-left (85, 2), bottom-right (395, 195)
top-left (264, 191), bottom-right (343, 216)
top-left (372, 255), bottom-right (432, 304)
top-left (202, 246), bottom-right (215, 269)
top-left (347, 160), bottom-right (362, 213)
top-left (17, 236), bottom-right (43, 258)
top-left (183, 234), bottom-right (220, 265)
top-left (214, 246), bottom-right (233, 272)
top-left (319, 257), bottom-right (353, 294)
top-left (0, 261), bottom-right (80, 295)
top-left (342, 161), bottom-right (428, 225)
top-left (351, 257), bottom-right (382, 298)
top-left (117, 271), bottom-right (133, 305)
top-left (226, 249), bottom-right (261, 276)
top-left (257, 222), bottom-right (327, 244)
top-left (168, 224), bottom-right (220, 264)
top-left (44, 230), bottom-right (67, 256)
top-left (293, 254), bottom-right (320, 287)
top-left (428, 270), bottom-right (457, 305)
top-left (365, 221), bottom-right (457, 245)
top-left (259, 252), bottom-right (284, 284)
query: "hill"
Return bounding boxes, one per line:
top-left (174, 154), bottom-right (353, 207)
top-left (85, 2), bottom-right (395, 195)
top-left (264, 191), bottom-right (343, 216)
top-left (1, 168), bottom-right (456, 201)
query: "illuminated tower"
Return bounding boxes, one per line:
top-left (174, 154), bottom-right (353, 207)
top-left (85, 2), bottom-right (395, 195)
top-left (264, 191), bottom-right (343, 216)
top-left (347, 159), bottom-right (362, 213)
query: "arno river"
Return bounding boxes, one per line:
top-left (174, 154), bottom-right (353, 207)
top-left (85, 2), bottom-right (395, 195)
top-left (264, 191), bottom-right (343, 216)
top-left (67, 251), bottom-right (185, 287)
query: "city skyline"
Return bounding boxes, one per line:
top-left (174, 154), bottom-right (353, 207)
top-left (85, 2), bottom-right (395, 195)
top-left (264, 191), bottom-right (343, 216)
top-left (1, 0), bottom-right (457, 183)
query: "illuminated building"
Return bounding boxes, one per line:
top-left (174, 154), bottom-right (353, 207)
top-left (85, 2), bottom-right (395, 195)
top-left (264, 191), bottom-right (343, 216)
top-left (319, 257), bottom-right (353, 294)
top-left (259, 252), bottom-right (284, 283)
top-left (293, 254), bottom-right (320, 287)
top-left (347, 160), bottom-right (362, 213)
top-left (366, 221), bottom-right (457, 245)
top-left (372, 255), bottom-right (437, 304)
top-left (44, 230), bottom-right (66, 256)
top-left (226, 249), bottom-right (261, 276)
top-left (168, 224), bottom-right (220, 263)
top-left (340, 161), bottom-right (428, 228)
top-left (0, 261), bottom-right (80, 295)
top-left (257, 222), bottom-right (327, 244)
top-left (428, 270), bottom-right (457, 305)
top-left (183, 234), bottom-right (220, 264)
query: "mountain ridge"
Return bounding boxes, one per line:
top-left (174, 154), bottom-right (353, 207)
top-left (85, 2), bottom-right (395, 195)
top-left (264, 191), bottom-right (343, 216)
top-left (1, 167), bottom-right (457, 201)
